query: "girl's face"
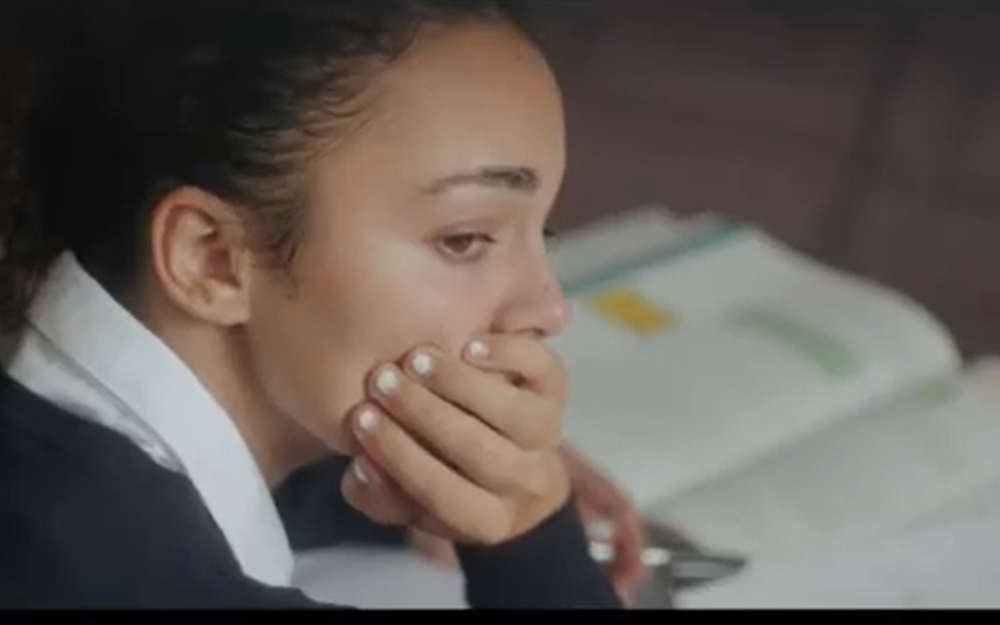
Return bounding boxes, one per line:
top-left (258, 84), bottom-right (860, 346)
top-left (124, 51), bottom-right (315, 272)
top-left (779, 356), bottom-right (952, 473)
top-left (243, 20), bottom-right (570, 455)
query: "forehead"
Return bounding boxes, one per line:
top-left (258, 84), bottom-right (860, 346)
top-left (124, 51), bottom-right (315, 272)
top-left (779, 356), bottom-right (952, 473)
top-left (327, 19), bottom-right (566, 193)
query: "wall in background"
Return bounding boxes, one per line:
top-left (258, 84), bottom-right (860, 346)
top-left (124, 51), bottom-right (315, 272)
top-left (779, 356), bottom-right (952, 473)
top-left (528, 1), bottom-right (1000, 356)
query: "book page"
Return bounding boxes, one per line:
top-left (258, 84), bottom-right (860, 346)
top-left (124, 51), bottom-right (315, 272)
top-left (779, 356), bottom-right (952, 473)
top-left (293, 546), bottom-right (466, 609)
top-left (679, 441), bottom-right (1000, 611)
top-left (549, 219), bottom-right (961, 512)
top-left (548, 204), bottom-right (725, 291)
top-left (651, 359), bottom-right (1000, 568)
top-left (678, 502), bottom-right (1000, 609)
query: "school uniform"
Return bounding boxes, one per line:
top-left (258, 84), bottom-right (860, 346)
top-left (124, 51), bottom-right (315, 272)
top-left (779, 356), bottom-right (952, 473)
top-left (272, 454), bottom-right (405, 552)
top-left (0, 252), bottom-right (621, 609)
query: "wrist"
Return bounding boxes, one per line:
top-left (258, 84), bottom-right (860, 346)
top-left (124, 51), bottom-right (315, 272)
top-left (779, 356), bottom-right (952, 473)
top-left (510, 453), bottom-right (572, 541)
top-left (456, 494), bottom-right (624, 609)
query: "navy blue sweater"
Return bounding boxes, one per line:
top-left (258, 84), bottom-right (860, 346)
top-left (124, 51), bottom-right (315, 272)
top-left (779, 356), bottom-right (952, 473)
top-left (0, 374), bottom-right (622, 609)
top-left (275, 455), bottom-right (410, 552)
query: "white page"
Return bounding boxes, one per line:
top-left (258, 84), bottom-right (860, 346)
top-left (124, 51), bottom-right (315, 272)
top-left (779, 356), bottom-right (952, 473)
top-left (679, 508), bottom-right (1000, 609)
top-left (550, 225), bottom-right (960, 513)
top-left (647, 362), bottom-right (1000, 561)
top-left (548, 204), bottom-right (724, 290)
top-left (292, 546), bottom-right (466, 609)
top-left (677, 361), bottom-right (1000, 609)
top-left (678, 468), bottom-right (1000, 610)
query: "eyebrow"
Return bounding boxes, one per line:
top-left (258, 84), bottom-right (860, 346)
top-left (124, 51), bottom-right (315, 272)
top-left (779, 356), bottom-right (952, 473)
top-left (421, 166), bottom-right (540, 195)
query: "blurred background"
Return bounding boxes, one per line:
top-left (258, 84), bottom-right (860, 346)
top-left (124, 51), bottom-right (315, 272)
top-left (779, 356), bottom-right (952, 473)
top-left (529, 1), bottom-right (1000, 360)
top-left (3, 0), bottom-right (1000, 355)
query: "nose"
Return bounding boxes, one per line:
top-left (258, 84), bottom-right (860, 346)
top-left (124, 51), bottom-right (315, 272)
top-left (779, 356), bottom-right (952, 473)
top-left (494, 260), bottom-right (572, 340)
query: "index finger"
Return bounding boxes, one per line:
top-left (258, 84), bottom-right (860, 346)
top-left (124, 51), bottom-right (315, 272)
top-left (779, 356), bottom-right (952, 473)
top-left (350, 403), bottom-right (513, 544)
top-left (463, 334), bottom-right (567, 402)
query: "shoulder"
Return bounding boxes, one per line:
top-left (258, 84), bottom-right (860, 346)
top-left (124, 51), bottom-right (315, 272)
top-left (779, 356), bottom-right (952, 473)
top-left (0, 375), bottom-right (324, 608)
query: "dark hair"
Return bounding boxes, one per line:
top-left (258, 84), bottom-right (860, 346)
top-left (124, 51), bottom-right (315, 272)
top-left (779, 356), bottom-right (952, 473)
top-left (0, 0), bottom-right (530, 332)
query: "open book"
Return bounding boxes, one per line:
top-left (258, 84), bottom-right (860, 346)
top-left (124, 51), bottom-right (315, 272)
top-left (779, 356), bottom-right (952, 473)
top-left (547, 206), bottom-right (1000, 607)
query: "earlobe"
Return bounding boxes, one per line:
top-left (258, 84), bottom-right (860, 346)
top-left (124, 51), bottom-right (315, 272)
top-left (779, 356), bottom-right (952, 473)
top-left (148, 187), bottom-right (253, 327)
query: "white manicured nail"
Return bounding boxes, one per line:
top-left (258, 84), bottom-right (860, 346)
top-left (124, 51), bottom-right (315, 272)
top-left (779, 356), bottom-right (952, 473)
top-left (374, 367), bottom-right (400, 396)
top-left (357, 407), bottom-right (380, 434)
top-left (587, 518), bottom-right (615, 542)
top-left (466, 339), bottom-right (489, 360)
top-left (410, 351), bottom-right (434, 377)
top-left (352, 460), bottom-right (370, 486)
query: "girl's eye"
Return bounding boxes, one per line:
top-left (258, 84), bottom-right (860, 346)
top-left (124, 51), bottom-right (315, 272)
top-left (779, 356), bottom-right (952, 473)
top-left (436, 232), bottom-right (497, 261)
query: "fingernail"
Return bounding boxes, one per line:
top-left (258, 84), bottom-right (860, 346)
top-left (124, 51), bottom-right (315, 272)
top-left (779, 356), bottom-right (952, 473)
top-left (374, 366), bottom-right (400, 396)
top-left (357, 407), bottom-right (380, 434)
top-left (465, 339), bottom-right (489, 361)
top-left (352, 460), bottom-right (371, 486)
top-left (410, 350), bottom-right (435, 378)
top-left (589, 541), bottom-right (616, 563)
top-left (587, 519), bottom-right (615, 542)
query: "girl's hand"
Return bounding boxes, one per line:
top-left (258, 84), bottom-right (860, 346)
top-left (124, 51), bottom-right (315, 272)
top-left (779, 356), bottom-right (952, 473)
top-left (402, 445), bottom-right (651, 602)
top-left (340, 335), bottom-right (571, 545)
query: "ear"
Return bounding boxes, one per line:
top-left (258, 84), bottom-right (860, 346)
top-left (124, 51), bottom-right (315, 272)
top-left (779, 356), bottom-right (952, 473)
top-left (147, 186), bottom-right (254, 327)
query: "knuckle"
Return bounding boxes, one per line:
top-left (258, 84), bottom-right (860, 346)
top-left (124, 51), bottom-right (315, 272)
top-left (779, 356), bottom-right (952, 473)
top-left (509, 395), bottom-right (560, 450)
top-left (513, 458), bottom-right (549, 500)
top-left (496, 392), bottom-right (527, 434)
top-left (465, 434), bottom-right (499, 475)
top-left (478, 444), bottom-right (520, 491)
top-left (392, 381), bottom-right (438, 428)
top-left (524, 464), bottom-right (551, 500)
top-left (475, 500), bottom-right (513, 545)
top-left (420, 471), bottom-right (455, 521)
top-left (464, 432), bottom-right (490, 464)
top-left (524, 399), bottom-right (562, 449)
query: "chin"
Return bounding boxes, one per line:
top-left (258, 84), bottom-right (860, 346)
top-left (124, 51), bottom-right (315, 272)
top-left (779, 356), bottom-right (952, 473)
top-left (280, 411), bottom-right (351, 469)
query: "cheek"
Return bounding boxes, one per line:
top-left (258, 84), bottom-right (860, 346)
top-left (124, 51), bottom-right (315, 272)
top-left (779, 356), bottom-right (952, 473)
top-left (372, 262), bottom-right (496, 358)
top-left (243, 248), bottom-right (499, 453)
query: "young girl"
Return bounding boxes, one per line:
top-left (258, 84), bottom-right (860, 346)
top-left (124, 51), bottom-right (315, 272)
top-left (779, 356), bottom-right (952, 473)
top-left (0, 0), bottom-right (626, 609)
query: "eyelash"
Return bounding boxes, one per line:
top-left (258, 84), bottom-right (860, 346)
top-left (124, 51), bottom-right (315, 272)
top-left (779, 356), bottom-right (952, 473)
top-left (435, 227), bottom-right (558, 263)
top-left (436, 232), bottom-right (498, 262)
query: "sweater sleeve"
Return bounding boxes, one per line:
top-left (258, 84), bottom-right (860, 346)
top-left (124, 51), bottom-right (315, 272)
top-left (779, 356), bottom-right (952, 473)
top-left (456, 496), bottom-right (624, 609)
top-left (274, 455), bottom-right (407, 552)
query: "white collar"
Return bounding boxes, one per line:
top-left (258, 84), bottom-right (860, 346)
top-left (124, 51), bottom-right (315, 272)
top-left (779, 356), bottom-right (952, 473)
top-left (5, 252), bottom-right (294, 588)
